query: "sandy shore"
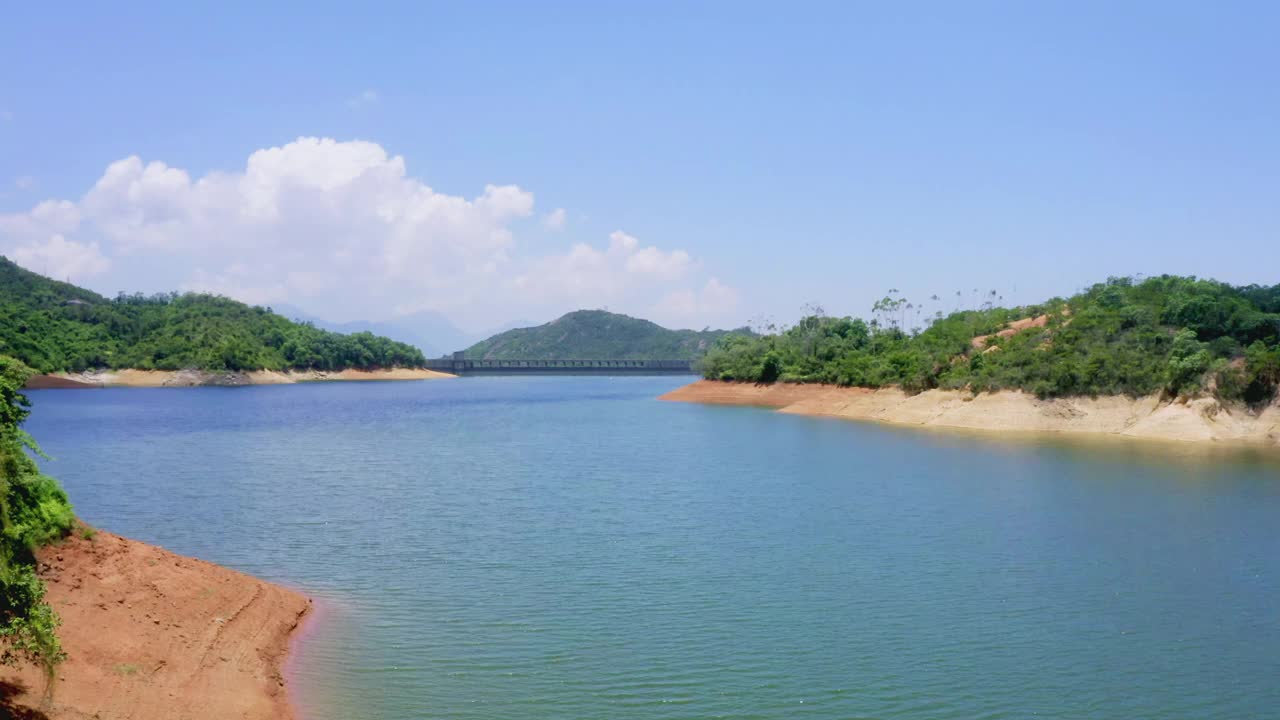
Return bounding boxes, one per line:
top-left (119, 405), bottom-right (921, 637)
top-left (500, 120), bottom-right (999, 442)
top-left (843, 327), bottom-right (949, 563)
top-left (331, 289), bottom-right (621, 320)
top-left (25, 367), bottom-right (454, 389)
top-left (0, 530), bottom-right (311, 720)
top-left (661, 380), bottom-right (1280, 446)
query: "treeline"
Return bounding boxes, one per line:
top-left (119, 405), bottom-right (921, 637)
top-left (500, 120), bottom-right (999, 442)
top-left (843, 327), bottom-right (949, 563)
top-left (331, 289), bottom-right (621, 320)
top-left (0, 258), bottom-right (426, 373)
top-left (700, 275), bottom-right (1280, 404)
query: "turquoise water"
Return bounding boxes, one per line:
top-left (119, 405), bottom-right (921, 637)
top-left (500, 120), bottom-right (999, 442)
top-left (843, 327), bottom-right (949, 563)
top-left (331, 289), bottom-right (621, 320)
top-left (25, 377), bottom-right (1280, 719)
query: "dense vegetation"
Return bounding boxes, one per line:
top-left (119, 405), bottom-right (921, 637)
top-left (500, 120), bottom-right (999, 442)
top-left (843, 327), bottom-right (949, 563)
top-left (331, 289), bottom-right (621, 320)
top-left (0, 357), bottom-right (75, 670)
top-left (0, 257), bottom-right (426, 373)
top-left (465, 310), bottom-right (749, 360)
top-left (700, 276), bottom-right (1280, 405)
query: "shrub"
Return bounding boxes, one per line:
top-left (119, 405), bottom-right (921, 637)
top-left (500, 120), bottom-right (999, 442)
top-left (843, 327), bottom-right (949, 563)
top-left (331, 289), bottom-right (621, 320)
top-left (0, 355), bottom-right (75, 671)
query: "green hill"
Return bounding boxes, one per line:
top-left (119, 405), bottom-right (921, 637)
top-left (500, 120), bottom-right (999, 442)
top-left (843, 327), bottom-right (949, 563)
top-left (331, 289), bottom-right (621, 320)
top-left (464, 310), bottom-right (748, 360)
top-left (0, 257), bottom-right (426, 372)
top-left (700, 275), bottom-right (1280, 404)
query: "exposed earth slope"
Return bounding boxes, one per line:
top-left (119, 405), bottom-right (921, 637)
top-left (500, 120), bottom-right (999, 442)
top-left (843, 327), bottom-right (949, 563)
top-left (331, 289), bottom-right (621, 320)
top-left (0, 530), bottom-right (310, 720)
top-left (662, 380), bottom-right (1280, 446)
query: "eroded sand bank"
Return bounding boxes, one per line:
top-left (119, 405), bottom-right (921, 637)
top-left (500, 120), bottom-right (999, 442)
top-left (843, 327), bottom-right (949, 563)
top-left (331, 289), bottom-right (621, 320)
top-left (661, 380), bottom-right (1280, 446)
top-left (0, 530), bottom-right (310, 720)
top-left (26, 367), bottom-right (454, 388)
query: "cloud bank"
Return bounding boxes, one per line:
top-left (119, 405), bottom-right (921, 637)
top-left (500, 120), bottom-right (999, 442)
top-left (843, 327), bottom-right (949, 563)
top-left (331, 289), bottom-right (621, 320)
top-left (0, 137), bottom-right (737, 330)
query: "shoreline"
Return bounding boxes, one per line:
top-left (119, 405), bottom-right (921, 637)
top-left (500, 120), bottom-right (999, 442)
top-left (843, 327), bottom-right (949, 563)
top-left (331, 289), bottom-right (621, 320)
top-left (0, 529), bottom-right (312, 719)
top-left (282, 596), bottom-right (330, 720)
top-left (25, 367), bottom-right (455, 389)
top-left (660, 380), bottom-right (1280, 447)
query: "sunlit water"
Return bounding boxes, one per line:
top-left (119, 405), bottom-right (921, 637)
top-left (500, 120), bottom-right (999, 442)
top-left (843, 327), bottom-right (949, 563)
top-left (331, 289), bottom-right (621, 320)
top-left (26, 377), bottom-right (1280, 719)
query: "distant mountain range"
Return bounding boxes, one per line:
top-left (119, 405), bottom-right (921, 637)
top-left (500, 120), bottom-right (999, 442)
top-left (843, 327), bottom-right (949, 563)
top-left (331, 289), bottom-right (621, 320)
top-left (271, 304), bottom-right (531, 358)
top-left (464, 310), bottom-right (750, 360)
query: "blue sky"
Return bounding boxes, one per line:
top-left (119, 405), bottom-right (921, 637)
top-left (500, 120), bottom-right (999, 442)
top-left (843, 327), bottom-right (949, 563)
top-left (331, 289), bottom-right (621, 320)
top-left (1, 2), bottom-right (1276, 332)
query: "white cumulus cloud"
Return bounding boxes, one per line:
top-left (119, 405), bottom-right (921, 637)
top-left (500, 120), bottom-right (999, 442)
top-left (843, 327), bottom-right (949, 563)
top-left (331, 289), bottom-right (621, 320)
top-left (650, 278), bottom-right (740, 327)
top-left (0, 137), bottom-right (738, 330)
top-left (626, 245), bottom-right (692, 280)
top-left (542, 207), bottom-right (567, 231)
top-left (606, 230), bottom-right (693, 280)
top-left (13, 235), bottom-right (111, 281)
top-left (510, 230), bottom-right (731, 326)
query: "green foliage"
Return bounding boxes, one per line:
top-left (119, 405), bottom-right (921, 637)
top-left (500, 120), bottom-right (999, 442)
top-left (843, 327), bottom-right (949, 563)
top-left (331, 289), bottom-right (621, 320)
top-left (1241, 341), bottom-right (1280, 404)
top-left (0, 356), bottom-right (75, 671)
top-left (465, 309), bottom-right (750, 360)
top-left (700, 276), bottom-right (1280, 404)
top-left (1164, 329), bottom-right (1212, 395)
top-left (0, 257), bottom-right (427, 373)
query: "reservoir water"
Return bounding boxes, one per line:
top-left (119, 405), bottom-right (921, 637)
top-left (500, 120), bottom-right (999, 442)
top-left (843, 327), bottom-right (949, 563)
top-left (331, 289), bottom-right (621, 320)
top-left (26, 376), bottom-right (1280, 719)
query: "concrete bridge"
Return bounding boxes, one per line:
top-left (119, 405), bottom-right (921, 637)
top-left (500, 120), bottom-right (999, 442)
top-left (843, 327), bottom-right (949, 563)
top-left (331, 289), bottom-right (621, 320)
top-left (424, 354), bottom-right (694, 375)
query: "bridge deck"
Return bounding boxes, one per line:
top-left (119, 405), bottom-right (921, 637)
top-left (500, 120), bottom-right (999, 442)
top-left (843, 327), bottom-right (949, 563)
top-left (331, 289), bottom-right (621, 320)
top-left (424, 358), bottom-right (694, 375)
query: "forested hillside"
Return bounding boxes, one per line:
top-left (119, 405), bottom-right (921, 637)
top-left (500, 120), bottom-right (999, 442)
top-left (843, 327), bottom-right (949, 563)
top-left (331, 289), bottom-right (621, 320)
top-left (700, 276), bottom-right (1280, 404)
top-left (464, 310), bottom-right (747, 360)
top-left (0, 257), bottom-right (426, 372)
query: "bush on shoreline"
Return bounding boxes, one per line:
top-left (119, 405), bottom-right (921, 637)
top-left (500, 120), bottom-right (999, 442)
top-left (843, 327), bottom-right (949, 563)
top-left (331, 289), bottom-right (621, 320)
top-left (0, 356), bottom-right (75, 671)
